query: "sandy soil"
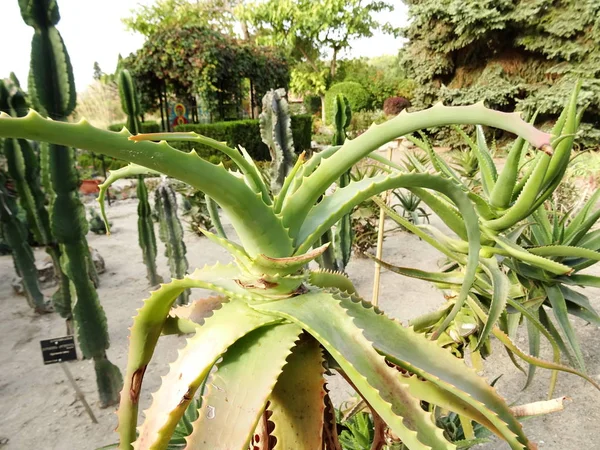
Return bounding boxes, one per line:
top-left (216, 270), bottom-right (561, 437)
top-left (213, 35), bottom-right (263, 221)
top-left (0, 196), bottom-right (598, 450)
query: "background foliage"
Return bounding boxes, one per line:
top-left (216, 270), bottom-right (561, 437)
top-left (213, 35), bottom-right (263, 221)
top-left (401, 0), bottom-right (600, 147)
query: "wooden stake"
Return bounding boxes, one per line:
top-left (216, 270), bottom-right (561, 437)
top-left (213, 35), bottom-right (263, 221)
top-left (60, 363), bottom-right (98, 424)
top-left (372, 145), bottom-right (394, 306)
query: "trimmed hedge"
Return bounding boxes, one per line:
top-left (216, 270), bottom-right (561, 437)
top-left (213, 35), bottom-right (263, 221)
top-left (324, 82), bottom-right (371, 123)
top-left (172, 114), bottom-right (312, 161)
top-left (107, 121), bottom-right (161, 134)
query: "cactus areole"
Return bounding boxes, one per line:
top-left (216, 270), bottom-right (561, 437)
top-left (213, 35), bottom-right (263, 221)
top-left (0, 93), bottom-right (568, 449)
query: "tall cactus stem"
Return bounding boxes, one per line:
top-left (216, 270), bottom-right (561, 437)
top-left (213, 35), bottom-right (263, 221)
top-left (19, 0), bottom-right (121, 406)
top-left (137, 177), bottom-right (162, 286)
top-left (155, 179), bottom-right (190, 304)
top-left (260, 88), bottom-right (296, 192)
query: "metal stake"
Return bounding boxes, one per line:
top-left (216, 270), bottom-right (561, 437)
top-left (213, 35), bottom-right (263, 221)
top-left (60, 363), bottom-right (98, 424)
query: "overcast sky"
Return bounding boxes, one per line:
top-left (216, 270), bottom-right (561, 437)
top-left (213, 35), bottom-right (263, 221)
top-left (1, 0), bottom-right (408, 92)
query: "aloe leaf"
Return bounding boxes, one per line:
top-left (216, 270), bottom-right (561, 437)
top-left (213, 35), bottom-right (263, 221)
top-left (133, 131), bottom-right (271, 204)
top-left (564, 209), bottom-right (600, 247)
top-left (205, 196), bottom-right (227, 239)
top-left (134, 300), bottom-right (281, 449)
top-left (0, 111), bottom-right (293, 257)
top-left (558, 274), bottom-right (600, 288)
top-left (491, 327), bottom-right (598, 390)
top-left (493, 236), bottom-right (573, 275)
top-left (117, 263), bottom-right (255, 448)
top-left (544, 285), bottom-right (586, 372)
top-left (490, 137), bottom-right (526, 209)
top-left (559, 286), bottom-right (600, 318)
top-left (281, 103), bottom-right (552, 237)
top-left (331, 296), bottom-right (530, 450)
top-left (185, 323), bottom-right (301, 450)
top-left (409, 187), bottom-right (468, 239)
top-left (477, 258), bottom-right (509, 350)
top-left (505, 299), bottom-right (560, 397)
top-left (308, 269), bottom-right (358, 295)
top-left (255, 293), bottom-right (454, 450)
top-left (524, 317), bottom-right (540, 391)
top-left (538, 306), bottom-right (577, 369)
top-left (564, 189), bottom-right (600, 241)
top-left (368, 255), bottom-right (464, 286)
top-left (408, 132), bottom-right (461, 183)
top-left (270, 336), bottom-right (326, 450)
top-left (371, 196), bottom-right (462, 263)
top-left (297, 171), bottom-right (480, 337)
top-left (527, 245), bottom-right (600, 262)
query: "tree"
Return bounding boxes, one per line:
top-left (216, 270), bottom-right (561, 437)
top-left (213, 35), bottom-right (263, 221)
top-left (93, 61), bottom-right (104, 81)
top-left (401, 0), bottom-right (600, 146)
top-left (241, 0), bottom-right (398, 119)
top-left (123, 0), bottom-right (248, 38)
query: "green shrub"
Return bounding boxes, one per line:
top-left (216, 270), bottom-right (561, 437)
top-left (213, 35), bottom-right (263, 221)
top-left (324, 82), bottom-right (370, 123)
top-left (107, 121), bottom-right (161, 134)
top-left (173, 115), bottom-right (312, 161)
top-left (303, 95), bottom-right (321, 115)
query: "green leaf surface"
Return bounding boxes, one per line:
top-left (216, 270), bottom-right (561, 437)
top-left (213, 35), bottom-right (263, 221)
top-left (255, 292), bottom-right (454, 450)
top-left (135, 300), bottom-right (281, 449)
top-left (270, 336), bottom-right (326, 450)
top-left (186, 323), bottom-right (301, 450)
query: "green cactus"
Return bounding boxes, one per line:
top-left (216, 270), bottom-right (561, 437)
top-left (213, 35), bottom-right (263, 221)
top-left (0, 170), bottom-right (49, 313)
top-left (116, 68), bottom-right (161, 285)
top-left (137, 178), bottom-right (162, 286)
top-left (260, 88), bottom-right (295, 192)
top-left (118, 69), bottom-right (141, 135)
top-left (332, 93), bottom-right (352, 146)
top-left (319, 94), bottom-right (353, 272)
top-left (19, 0), bottom-right (122, 407)
top-left (155, 178), bottom-right (189, 304)
top-left (0, 78), bottom-right (71, 317)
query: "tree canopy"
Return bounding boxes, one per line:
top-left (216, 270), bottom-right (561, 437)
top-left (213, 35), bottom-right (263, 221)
top-left (241, 0), bottom-right (399, 101)
top-left (402, 0), bottom-right (600, 144)
top-left (124, 25), bottom-right (289, 120)
top-left (123, 0), bottom-right (247, 37)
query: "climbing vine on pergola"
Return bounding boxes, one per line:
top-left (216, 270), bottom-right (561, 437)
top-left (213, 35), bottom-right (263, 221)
top-left (124, 25), bottom-right (290, 123)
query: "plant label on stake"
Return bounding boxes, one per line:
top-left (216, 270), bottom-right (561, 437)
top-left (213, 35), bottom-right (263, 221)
top-left (40, 336), bottom-right (77, 364)
top-left (40, 336), bottom-right (98, 424)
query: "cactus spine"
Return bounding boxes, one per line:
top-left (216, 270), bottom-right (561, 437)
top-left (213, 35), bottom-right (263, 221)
top-left (155, 179), bottom-right (190, 305)
top-left (260, 88), bottom-right (295, 192)
top-left (117, 69), bottom-right (162, 285)
top-left (320, 94), bottom-right (353, 272)
top-left (0, 78), bottom-right (71, 317)
top-left (19, 0), bottom-right (122, 407)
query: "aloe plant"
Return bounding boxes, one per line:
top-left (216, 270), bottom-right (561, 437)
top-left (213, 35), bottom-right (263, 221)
top-left (375, 84), bottom-right (600, 396)
top-left (18, 0), bottom-right (122, 407)
top-left (1, 89), bottom-right (588, 448)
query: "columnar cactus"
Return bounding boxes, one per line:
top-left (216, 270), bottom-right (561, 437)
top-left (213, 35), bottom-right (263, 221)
top-left (137, 178), bottom-right (162, 286)
top-left (19, 0), bottom-right (122, 407)
top-left (0, 78), bottom-right (70, 317)
top-left (0, 170), bottom-right (48, 313)
top-left (320, 94), bottom-right (353, 272)
top-left (259, 88), bottom-right (295, 192)
top-left (116, 68), bottom-right (161, 285)
top-left (155, 178), bottom-right (189, 304)
top-left (118, 69), bottom-right (141, 135)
